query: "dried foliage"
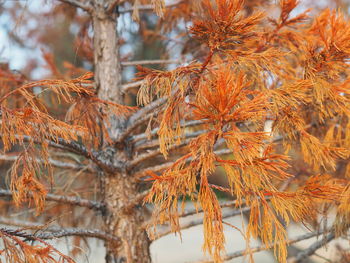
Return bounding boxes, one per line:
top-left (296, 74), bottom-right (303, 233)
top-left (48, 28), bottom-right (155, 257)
top-left (137, 0), bottom-right (350, 262)
top-left (1, 0), bottom-right (350, 263)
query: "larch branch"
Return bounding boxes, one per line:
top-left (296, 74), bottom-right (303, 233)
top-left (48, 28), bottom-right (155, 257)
top-left (196, 229), bottom-right (333, 263)
top-left (117, 97), bottom-right (167, 143)
top-left (0, 154), bottom-right (85, 171)
top-left (57, 0), bottom-right (92, 13)
top-left (35, 228), bottom-right (120, 243)
top-left (128, 138), bottom-right (192, 169)
top-left (290, 231), bottom-right (336, 263)
top-left (135, 148), bottom-right (232, 178)
top-left (0, 188), bottom-right (104, 211)
top-left (1, 226), bottom-right (119, 243)
top-left (153, 207), bottom-right (251, 239)
top-left (131, 119), bottom-right (208, 143)
top-left (122, 80), bottom-right (144, 93)
top-left (119, 1), bottom-right (183, 13)
top-left (135, 130), bottom-right (207, 151)
top-left (121, 59), bottom-right (181, 67)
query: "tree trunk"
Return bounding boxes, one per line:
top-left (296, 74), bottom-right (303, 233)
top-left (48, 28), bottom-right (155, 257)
top-left (92, 2), bottom-right (152, 262)
top-left (104, 174), bottom-right (151, 263)
top-left (93, 5), bottom-right (122, 104)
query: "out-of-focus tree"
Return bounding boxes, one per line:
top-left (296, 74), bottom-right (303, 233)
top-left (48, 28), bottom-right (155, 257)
top-left (0, 0), bottom-right (350, 263)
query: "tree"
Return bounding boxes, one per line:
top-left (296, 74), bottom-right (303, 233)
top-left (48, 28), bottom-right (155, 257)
top-left (0, 0), bottom-right (349, 262)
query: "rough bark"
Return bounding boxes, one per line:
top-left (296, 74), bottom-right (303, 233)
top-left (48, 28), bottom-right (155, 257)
top-left (103, 174), bottom-right (151, 263)
top-left (93, 2), bottom-right (122, 104)
top-left (92, 1), bottom-right (152, 262)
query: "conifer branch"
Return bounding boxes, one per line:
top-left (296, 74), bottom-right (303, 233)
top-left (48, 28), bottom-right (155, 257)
top-left (119, 1), bottom-right (183, 13)
top-left (0, 154), bottom-right (85, 171)
top-left (195, 229), bottom-right (334, 263)
top-left (15, 135), bottom-right (122, 173)
top-left (154, 207), bottom-right (251, 239)
top-left (131, 119), bottom-right (207, 143)
top-left (122, 80), bottom-right (144, 93)
top-left (117, 97), bottom-right (167, 143)
top-left (135, 130), bottom-right (207, 151)
top-left (122, 59), bottom-right (181, 67)
top-left (135, 148), bottom-right (232, 178)
top-left (0, 189), bottom-right (104, 211)
top-left (122, 190), bottom-right (150, 211)
top-left (1, 227), bottom-right (119, 243)
top-left (290, 231), bottom-right (336, 263)
top-left (57, 0), bottom-right (93, 13)
top-left (128, 138), bottom-right (192, 169)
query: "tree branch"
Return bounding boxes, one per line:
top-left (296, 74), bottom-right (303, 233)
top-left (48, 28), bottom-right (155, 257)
top-left (131, 119), bottom-right (208, 143)
top-left (134, 130), bottom-right (207, 151)
top-left (121, 59), bottom-right (181, 67)
top-left (122, 190), bottom-right (150, 212)
top-left (128, 138), bottom-right (193, 169)
top-left (122, 80), bottom-right (144, 94)
top-left (0, 154), bottom-right (85, 171)
top-left (57, 0), bottom-right (93, 13)
top-left (195, 229), bottom-right (333, 263)
top-left (290, 231), bottom-right (336, 263)
top-left (153, 207), bottom-right (251, 239)
top-left (119, 1), bottom-right (183, 13)
top-left (135, 148), bottom-right (232, 178)
top-left (116, 97), bottom-right (167, 144)
top-left (0, 189), bottom-right (104, 211)
top-left (15, 135), bottom-right (122, 173)
top-left (1, 226), bottom-right (119, 243)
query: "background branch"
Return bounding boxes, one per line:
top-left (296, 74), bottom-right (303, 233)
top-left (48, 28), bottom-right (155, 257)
top-left (196, 229), bottom-right (333, 263)
top-left (0, 188), bottom-right (104, 211)
top-left (290, 231), bottom-right (336, 263)
top-left (58, 0), bottom-right (92, 12)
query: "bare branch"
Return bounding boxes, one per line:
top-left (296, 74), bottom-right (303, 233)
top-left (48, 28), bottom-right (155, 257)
top-left (121, 59), bottom-right (181, 67)
top-left (0, 154), bottom-right (85, 171)
top-left (57, 0), bottom-right (93, 13)
top-left (290, 231), bottom-right (336, 263)
top-left (117, 97), bottom-right (167, 144)
top-left (119, 1), bottom-right (183, 13)
top-left (0, 217), bottom-right (61, 230)
top-left (128, 138), bottom-right (192, 169)
top-left (195, 229), bottom-right (333, 263)
top-left (154, 207), bottom-right (251, 239)
top-left (135, 148), bottom-right (232, 178)
top-left (131, 119), bottom-right (208, 143)
top-left (122, 190), bottom-right (150, 211)
top-left (122, 80), bottom-right (144, 93)
top-left (36, 228), bottom-right (120, 242)
top-left (135, 130), bottom-right (207, 151)
top-left (0, 188), bottom-right (104, 211)
top-left (1, 226), bottom-right (119, 243)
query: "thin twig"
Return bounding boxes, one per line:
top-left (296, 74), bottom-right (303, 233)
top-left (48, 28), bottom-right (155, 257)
top-left (121, 59), bottom-right (181, 67)
top-left (154, 207), bottom-right (251, 239)
top-left (1, 227), bottom-right (119, 243)
top-left (117, 97), bottom-right (167, 143)
top-left (195, 229), bottom-right (333, 263)
top-left (0, 154), bottom-right (85, 171)
top-left (10, 134), bottom-right (120, 172)
top-left (131, 119), bottom-right (207, 143)
top-left (0, 189), bottom-right (104, 211)
top-left (122, 80), bottom-right (144, 93)
top-left (290, 231), bottom-right (336, 263)
top-left (135, 148), bottom-right (232, 178)
top-left (119, 1), bottom-right (183, 13)
top-left (57, 0), bottom-right (92, 13)
top-left (122, 190), bottom-right (150, 211)
top-left (128, 138), bottom-right (192, 169)
top-left (135, 130), bottom-right (207, 151)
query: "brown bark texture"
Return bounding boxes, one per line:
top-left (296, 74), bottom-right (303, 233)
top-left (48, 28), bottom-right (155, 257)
top-left (92, 1), bottom-right (152, 262)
